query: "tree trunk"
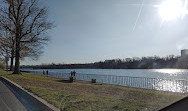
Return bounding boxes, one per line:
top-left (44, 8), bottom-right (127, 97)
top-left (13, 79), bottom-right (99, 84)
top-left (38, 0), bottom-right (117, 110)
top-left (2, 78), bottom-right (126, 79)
top-left (10, 40), bottom-right (15, 71)
top-left (5, 57), bottom-right (8, 72)
top-left (13, 32), bottom-right (20, 74)
top-left (10, 57), bottom-right (14, 71)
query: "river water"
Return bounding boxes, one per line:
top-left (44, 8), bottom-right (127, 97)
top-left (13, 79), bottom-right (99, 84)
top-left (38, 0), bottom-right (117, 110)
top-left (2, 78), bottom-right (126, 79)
top-left (22, 68), bottom-right (188, 93)
top-left (22, 68), bottom-right (188, 80)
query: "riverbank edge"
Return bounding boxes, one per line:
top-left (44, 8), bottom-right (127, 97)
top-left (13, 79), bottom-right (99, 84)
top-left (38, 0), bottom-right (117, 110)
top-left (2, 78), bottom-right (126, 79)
top-left (0, 76), bottom-right (60, 111)
top-left (0, 70), bottom-right (184, 111)
top-left (26, 70), bottom-right (188, 96)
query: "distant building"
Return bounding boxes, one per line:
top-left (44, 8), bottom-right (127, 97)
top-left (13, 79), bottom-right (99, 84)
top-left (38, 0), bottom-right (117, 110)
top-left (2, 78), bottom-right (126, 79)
top-left (181, 49), bottom-right (188, 57)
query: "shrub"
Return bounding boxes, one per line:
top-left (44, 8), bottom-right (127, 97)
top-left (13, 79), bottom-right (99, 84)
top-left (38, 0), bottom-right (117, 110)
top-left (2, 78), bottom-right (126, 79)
top-left (0, 63), bottom-right (6, 69)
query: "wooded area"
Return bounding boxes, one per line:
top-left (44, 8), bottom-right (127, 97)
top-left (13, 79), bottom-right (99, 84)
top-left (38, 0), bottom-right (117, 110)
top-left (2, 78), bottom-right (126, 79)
top-left (22, 55), bottom-right (188, 69)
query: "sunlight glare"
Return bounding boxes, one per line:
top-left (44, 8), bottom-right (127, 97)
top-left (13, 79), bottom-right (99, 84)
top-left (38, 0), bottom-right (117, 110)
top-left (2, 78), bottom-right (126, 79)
top-left (154, 69), bottom-right (184, 75)
top-left (155, 80), bottom-right (184, 92)
top-left (158, 0), bottom-right (188, 21)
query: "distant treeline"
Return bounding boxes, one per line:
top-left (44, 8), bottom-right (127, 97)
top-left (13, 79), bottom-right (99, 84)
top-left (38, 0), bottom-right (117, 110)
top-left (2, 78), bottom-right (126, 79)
top-left (21, 55), bottom-right (188, 69)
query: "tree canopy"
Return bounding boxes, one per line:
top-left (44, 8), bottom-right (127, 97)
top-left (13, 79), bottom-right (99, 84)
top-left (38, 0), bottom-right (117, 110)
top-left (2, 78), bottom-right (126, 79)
top-left (0, 0), bottom-right (53, 74)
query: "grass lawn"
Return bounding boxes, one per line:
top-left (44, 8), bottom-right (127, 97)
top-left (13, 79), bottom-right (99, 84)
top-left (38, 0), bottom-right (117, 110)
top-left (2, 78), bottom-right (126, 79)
top-left (0, 70), bottom-right (184, 111)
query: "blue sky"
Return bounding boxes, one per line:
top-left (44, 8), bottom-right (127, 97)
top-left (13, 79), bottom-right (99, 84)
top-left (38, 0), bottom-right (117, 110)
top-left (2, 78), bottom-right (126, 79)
top-left (22, 0), bottom-right (188, 65)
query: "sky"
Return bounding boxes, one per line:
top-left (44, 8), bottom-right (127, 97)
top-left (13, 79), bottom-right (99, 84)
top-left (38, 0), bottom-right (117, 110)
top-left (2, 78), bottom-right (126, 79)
top-left (22, 0), bottom-right (188, 65)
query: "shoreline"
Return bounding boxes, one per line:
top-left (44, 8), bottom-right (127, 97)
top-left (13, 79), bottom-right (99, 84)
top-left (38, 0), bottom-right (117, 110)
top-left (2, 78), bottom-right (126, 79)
top-left (0, 70), bottom-right (184, 111)
top-left (24, 69), bottom-right (188, 93)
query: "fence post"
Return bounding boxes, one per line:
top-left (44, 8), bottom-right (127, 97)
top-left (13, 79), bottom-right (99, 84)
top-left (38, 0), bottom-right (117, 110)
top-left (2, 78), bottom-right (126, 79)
top-left (186, 80), bottom-right (188, 94)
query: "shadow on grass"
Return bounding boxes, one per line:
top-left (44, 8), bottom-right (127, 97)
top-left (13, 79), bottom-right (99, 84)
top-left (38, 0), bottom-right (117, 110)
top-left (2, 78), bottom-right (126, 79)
top-left (0, 73), bottom-right (14, 76)
top-left (55, 79), bottom-right (72, 83)
top-left (0, 71), bottom-right (24, 76)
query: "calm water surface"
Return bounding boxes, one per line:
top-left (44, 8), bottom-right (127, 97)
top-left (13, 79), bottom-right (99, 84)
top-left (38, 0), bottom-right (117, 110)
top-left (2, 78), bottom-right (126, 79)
top-left (22, 68), bottom-right (188, 80)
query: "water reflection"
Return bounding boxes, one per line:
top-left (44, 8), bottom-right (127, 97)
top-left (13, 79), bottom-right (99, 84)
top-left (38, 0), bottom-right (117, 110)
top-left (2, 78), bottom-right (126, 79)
top-left (153, 69), bottom-right (184, 75)
top-left (154, 79), bottom-right (188, 93)
top-left (152, 69), bottom-right (187, 79)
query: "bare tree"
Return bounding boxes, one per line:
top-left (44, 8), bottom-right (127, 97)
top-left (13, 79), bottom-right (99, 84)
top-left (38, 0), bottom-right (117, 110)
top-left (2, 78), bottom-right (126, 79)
top-left (0, 26), bottom-right (44, 71)
top-left (0, 16), bottom-right (16, 71)
top-left (0, 0), bottom-right (53, 74)
top-left (0, 33), bottom-right (11, 71)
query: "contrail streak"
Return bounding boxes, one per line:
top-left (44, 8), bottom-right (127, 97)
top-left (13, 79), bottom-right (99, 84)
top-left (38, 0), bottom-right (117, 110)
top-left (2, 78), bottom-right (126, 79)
top-left (132, 0), bottom-right (145, 32)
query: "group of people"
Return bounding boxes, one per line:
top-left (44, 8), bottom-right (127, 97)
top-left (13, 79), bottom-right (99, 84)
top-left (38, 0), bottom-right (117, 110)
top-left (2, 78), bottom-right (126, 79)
top-left (70, 70), bottom-right (76, 78)
top-left (69, 70), bottom-right (76, 82)
top-left (42, 70), bottom-right (76, 81)
top-left (43, 70), bottom-right (49, 76)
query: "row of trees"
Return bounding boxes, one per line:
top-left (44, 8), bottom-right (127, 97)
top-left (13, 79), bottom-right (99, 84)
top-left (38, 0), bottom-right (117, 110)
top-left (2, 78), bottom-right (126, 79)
top-left (0, 0), bottom-right (53, 74)
top-left (95, 55), bottom-right (179, 69)
top-left (0, 58), bottom-right (5, 69)
top-left (22, 55), bottom-right (188, 69)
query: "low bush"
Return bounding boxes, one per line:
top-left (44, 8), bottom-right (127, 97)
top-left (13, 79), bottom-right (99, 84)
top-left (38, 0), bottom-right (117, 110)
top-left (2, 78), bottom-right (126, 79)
top-left (0, 63), bottom-right (5, 69)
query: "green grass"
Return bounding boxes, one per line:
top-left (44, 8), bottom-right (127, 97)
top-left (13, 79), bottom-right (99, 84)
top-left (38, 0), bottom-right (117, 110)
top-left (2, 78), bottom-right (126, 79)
top-left (0, 70), bottom-right (184, 111)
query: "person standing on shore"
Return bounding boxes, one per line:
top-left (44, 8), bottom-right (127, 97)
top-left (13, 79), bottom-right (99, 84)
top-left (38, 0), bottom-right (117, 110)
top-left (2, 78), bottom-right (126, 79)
top-left (73, 70), bottom-right (76, 76)
top-left (71, 71), bottom-right (73, 77)
top-left (70, 71), bottom-right (73, 82)
top-left (43, 70), bottom-right (45, 75)
top-left (46, 70), bottom-right (48, 77)
top-left (73, 70), bottom-right (76, 80)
